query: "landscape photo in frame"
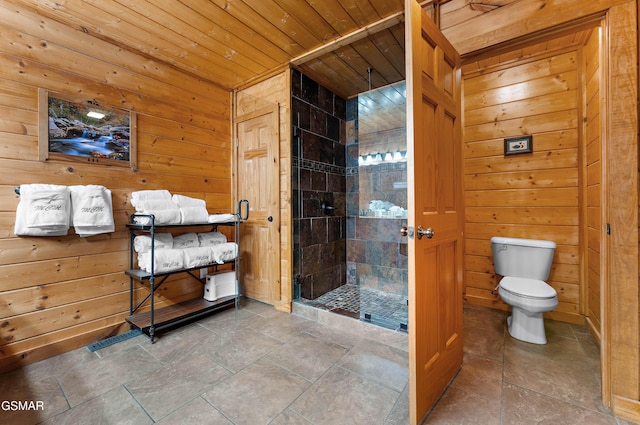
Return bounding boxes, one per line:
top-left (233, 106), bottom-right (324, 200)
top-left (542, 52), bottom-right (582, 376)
top-left (39, 89), bottom-right (137, 168)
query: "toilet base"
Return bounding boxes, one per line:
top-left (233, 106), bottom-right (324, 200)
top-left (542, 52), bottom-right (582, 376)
top-left (507, 308), bottom-right (548, 345)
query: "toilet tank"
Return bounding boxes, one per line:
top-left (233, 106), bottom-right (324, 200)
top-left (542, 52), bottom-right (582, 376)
top-left (491, 237), bottom-right (556, 280)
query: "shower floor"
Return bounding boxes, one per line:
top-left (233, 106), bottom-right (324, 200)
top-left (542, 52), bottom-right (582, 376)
top-left (296, 284), bottom-right (408, 332)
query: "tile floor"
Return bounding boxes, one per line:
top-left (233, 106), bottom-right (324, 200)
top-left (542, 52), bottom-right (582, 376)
top-left (0, 300), bottom-right (637, 425)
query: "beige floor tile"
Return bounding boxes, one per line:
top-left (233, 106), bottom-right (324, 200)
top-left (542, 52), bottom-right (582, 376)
top-left (154, 396), bottom-right (232, 425)
top-left (125, 352), bottom-right (231, 421)
top-left (337, 338), bottom-right (409, 392)
top-left (501, 383), bottom-right (617, 425)
top-left (449, 352), bottom-right (502, 401)
top-left (197, 326), bottom-right (283, 372)
top-left (0, 376), bottom-right (69, 425)
top-left (424, 386), bottom-right (501, 424)
top-left (40, 386), bottom-right (152, 425)
top-left (263, 332), bottom-right (349, 381)
top-left (139, 323), bottom-right (216, 364)
top-left (203, 362), bottom-right (310, 425)
top-left (291, 366), bottom-right (400, 425)
top-left (58, 345), bottom-right (162, 407)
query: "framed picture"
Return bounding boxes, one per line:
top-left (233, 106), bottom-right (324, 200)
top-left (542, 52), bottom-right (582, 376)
top-left (504, 135), bottom-right (532, 155)
top-left (38, 89), bottom-right (137, 169)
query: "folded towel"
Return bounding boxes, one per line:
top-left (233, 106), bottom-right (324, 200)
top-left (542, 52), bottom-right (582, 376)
top-left (14, 184), bottom-right (71, 236)
top-left (172, 194), bottom-right (206, 208)
top-left (25, 189), bottom-right (70, 228)
top-left (172, 232), bottom-right (199, 249)
top-left (183, 247), bottom-right (213, 269)
top-left (134, 233), bottom-right (173, 253)
top-left (197, 231), bottom-right (227, 246)
top-left (207, 214), bottom-right (236, 224)
top-left (137, 249), bottom-right (184, 274)
top-left (14, 200), bottom-right (69, 236)
top-left (130, 190), bottom-right (171, 208)
top-left (179, 207), bottom-right (209, 224)
top-left (210, 242), bottom-right (238, 264)
top-left (135, 199), bottom-right (180, 212)
top-left (69, 185), bottom-right (115, 237)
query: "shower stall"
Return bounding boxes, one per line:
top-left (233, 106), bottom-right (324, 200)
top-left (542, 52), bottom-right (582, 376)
top-left (292, 69), bottom-right (408, 331)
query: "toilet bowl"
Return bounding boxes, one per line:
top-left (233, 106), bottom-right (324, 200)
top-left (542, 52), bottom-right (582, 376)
top-left (491, 237), bottom-right (558, 345)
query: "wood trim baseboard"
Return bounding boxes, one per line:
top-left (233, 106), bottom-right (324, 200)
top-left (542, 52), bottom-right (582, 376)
top-left (613, 395), bottom-right (640, 423)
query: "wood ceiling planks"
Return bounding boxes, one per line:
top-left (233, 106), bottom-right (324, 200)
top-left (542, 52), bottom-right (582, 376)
top-left (7, 0), bottom-right (405, 97)
top-left (3, 0), bottom-right (595, 99)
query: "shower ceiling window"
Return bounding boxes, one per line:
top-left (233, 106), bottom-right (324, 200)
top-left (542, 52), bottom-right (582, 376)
top-left (292, 71), bottom-right (408, 331)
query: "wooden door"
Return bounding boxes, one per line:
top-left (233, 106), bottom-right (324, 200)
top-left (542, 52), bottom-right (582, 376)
top-left (236, 105), bottom-right (281, 304)
top-left (405, 1), bottom-right (464, 423)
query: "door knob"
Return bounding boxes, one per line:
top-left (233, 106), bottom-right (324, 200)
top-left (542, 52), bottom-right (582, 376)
top-left (400, 226), bottom-right (409, 237)
top-left (416, 225), bottom-right (434, 239)
top-left (267, 216), bottom-right (273, 222)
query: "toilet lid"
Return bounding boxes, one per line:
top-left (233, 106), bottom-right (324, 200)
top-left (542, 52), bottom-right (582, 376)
top-left (500, 276), bottom-right (557, 299)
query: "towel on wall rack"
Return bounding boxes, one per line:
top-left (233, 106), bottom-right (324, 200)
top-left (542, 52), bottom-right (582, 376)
top-left (70, 185), bottom-right (115, 237)
top-left (14, 184), bottom-right (70, 236)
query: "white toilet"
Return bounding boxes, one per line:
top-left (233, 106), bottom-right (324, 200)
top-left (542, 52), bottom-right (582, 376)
top-left (491, 236), bottom-right (558, 344)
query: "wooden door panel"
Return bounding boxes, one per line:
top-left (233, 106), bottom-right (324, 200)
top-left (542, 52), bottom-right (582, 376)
top-left (237, 105), bottom-right (280, 305)
top-left (407, 0), bottom-right (464, 423)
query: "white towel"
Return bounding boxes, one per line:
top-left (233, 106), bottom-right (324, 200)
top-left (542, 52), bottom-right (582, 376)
top-left (210, 242), bottom-right (238, 264)
top-left (172, 194), bottom-right (206, 208)
top-left (133, 199), bottom-right (181, 225)
top-left (130, 190), bottom-right (172, 208)
top-left (133, 210), bottom-right (181, 226)
top-left (14, 184), bottom-right (70, 236)
top-left (69, 185), bottom-right (115, 237)
top-left (197, 231), bottom-right (227, 246)
top-left (207, 214), bottom-right (236, 224)
top-left (179, 207), bottom-right (209, 224)
top-left (137, 249), bottom-right (184, 274)
top-left (183, 247), bottom-right (213, 269)
top-left (133, 233), bottom-right (173, 253)
top-left (172, 232), bottom-right (199, 249)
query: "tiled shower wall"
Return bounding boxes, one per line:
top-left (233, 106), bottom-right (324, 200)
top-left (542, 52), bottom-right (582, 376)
top-left (292, 69), bottom-right (347, 300)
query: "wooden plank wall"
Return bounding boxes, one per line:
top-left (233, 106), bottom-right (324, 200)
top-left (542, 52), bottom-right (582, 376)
top-left (236, 69), bottom-right (293, 312)
top-left (0, 3), bottom-right (231, 372)
top-left (584, 29), bottom-right (603, 344)
top-left (462, 42), bottom-right (584, 324)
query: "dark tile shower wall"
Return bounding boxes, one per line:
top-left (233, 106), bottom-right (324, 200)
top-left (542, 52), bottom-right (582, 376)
top-left (292, 69), bottom-right (347, 300)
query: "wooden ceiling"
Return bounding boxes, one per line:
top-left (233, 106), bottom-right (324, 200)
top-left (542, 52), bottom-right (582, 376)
top-left (8, 0), bottom-right (411, 99)
top-left (8, 0), bottom-right (594, 99)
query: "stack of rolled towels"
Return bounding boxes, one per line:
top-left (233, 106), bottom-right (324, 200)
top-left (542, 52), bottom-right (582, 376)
top-left (130, 190), bottom-right (234, 225)
top-left (134, 230), bottom-right (238, 274)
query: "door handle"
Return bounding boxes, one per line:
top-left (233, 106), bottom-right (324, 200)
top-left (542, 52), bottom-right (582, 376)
top-left (267, 216), bottom-right (273, 222)
top-left (416, 225), bottom-right (434, 240)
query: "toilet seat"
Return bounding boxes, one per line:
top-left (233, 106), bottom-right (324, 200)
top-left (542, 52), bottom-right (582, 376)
top-left (500, 276), bottom-right (556, 299)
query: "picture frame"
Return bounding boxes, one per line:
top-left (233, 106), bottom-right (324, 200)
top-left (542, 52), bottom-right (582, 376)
top-left (38, 89), bottom-right (137, 169)
top-left (504, 135), bottom-right (532, 155)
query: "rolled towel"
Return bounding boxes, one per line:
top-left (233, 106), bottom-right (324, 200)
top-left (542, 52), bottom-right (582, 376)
top-left (133, 209), bottom-right (181, 226)
top-left (133, 233), bottom-right (173, 253)
top-left (183, 247), bottom-right (213, 269)
top-left (179, 207), bottom-right (209, 224)
top-left (197, 231), bottom-right (227, 246)
top-left (172, 232), bottom-right (199, 249)
top-left (210, 242), bottom-right (238, 264)
top-left (137, 249), bottom-right (184, 274)
top-left (207, 214), bottom-right (236, 224)
top-left (130, 190), bottom-right (171, 208)
top-left (133, 199), bottom-right (181, 225)
top-left (70, 185), bottom-right (115, 237)
top-left (172, 194), bottom-right (206, 208)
